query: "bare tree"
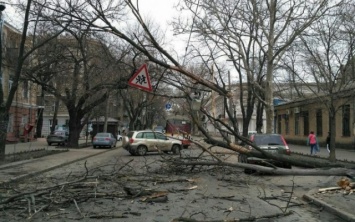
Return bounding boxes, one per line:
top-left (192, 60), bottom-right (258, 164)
top-left (17, 0), bottom-right (353, 170)
top-left (173, 0), bottom-right (343, 134)
top-left (0, 0), bottom-right (68, 160)
top-left (25, 24), bottom-right (133, 147)
top-left (281, 4), bottom-right (355, 161)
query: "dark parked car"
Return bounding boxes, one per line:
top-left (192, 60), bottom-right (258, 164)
top-left (47, 130), bottom-right (69, 146)
top-left (92, 132), bottom-right (117, 148)
top-left (238, 133), bottom-right (291, 174)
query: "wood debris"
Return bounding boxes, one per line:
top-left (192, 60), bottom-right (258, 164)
top-left (318, 178), bottom-right (355, 194)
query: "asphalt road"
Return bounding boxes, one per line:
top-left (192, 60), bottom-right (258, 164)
top-left (1, 142), bottom-right (349, 222)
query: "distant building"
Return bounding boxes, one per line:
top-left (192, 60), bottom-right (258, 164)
top-left (275, 84), bottom-right (355, 149)
top-left (2, 22), bottom-right (38, 143)
top-left (204, 83), bottom-right (266, 135)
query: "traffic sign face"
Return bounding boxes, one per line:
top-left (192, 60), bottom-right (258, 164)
top-left (165, 103), bottom-right (172, 110)
top-left (128, 64), bottom-right (152, 92)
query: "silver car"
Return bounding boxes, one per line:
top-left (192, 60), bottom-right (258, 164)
top-left (92, 132), bottom-right (117, 148)
top-left (47, 130), bottom-right (69, 146)
top-left (122, 130), bottom-right (182, 156)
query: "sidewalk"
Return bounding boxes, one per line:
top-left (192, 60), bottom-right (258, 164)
top-left (2, 139), bottom-right (355, 221)
top-left (1, 139), bottom-right (110, 185)
top-left (4, 138), bottom-right (93, 154)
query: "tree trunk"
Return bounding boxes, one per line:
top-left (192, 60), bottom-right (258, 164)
top-left (242, 123), bottom-right (249, 137)
top-left (50, 99), bottom-right (60, 134)
top-left (104, 96), bottom-right (109, 132)
top-left (0, 109), bottom-right (9, 161)
top-left (36, 89), bottom-right (45, 138)
top-left (67, 111), bottom-right (84, 148)
top-left (36, 108), bottom-right (43, 138)
top-left (329, 108), bottom-right (337, 162)
top-left (256, 101), bottom-right (264, 133)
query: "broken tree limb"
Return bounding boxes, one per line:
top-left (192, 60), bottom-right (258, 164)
top-left (171, 210), bottom-right (293, 222)
top-left (170, 160), bottom-right (355, 177)
top-left (191, 140), bottom-right (224, 162)
top-left (195, 137), bottom-right (355, 170)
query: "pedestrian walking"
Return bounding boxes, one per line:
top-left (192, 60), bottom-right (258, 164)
top-left (326, 132), bottom-right (330, 153)
top-left (307, 131), bottom-right (318, 155)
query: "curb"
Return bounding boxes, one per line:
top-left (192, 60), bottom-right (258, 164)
top-left (1, 147), bottom-right (117, 186)
top-left (303, 190), bottom-right (355, 222)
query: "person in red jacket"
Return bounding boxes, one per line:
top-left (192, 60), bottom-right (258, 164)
top-left (307, 131), bottom-right (318, 155)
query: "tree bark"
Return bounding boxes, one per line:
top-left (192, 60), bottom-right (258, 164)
top-left (0, 109), bottom-right (9, 160)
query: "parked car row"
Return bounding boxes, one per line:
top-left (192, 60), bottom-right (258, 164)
top-left (47, 129), bottom-right (122, 148)
top-left (47, 128), bottom-right (292, 174)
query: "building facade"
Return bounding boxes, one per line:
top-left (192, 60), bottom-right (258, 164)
top-left (204, 83), bottom-right (267, 135)
top-left (2, 22), bottom-right (39, 143)
top-left (274, 90), bottom-right (355, 149)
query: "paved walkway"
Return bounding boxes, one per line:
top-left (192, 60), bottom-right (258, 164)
top-left (2, 139), bottom-right (355, 221)
top-left (4, 138), bottom-right (93, 154)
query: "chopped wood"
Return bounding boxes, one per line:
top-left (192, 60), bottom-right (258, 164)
top-left (171, 185), bottom-right (198, 192)
top-left (318, 187), bottom-right (343, 192)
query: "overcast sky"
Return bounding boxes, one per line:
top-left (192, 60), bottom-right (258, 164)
top-left (4, 0), bottom-right (179, 30)
top-left (4, 0), bottom-right (184, 46)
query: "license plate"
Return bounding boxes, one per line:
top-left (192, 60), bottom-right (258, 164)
top-left (266, 149), bottom-right (278, 153)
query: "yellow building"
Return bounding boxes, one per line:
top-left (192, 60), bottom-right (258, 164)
top-left (274, 88), bottom-right (355, 149)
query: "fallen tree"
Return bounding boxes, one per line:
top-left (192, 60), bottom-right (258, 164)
top-left (170, 138), bottom-right (355, 179)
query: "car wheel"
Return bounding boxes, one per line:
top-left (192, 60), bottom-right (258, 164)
top-left (129, 151), bottom-right (136, 156)
top-left (48, 142), bottom-right (51, 146)
top-left (171, 145), bottom-right (181, 155)
top-left (93, 145), bottom-right (96, 148)
top-left (136, 145), bottom-right (147, 156)
top-left (114, 142), bottom-right (117, 148)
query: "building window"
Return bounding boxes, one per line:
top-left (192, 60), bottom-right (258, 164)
top-left (277, 115), bottom-right (282, 134)
top-left (0, 77), bottom-right (13, 92)
top-left (316, 109), bottom-right (323, 136)
top-left (23, 81), bottom-right (29, 99)
top-left (295, 113), bottom-right (299, 135)
top-left (22, 115), bottom-right (28, 126)
top-left (342, 105), bottom-right (350, 137)
top-left (7, 114), bottom-right (14, 133)
top-left (9, 80), bottom-right (13, 91)
top-left (285, 114), bottom-right (289, 135)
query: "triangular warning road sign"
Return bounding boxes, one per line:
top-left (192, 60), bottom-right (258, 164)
top-left (128, 64), bottom-right (152, 92)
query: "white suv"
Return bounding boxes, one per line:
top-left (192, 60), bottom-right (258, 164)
top-left (122, 130), bottom-right (182, 156)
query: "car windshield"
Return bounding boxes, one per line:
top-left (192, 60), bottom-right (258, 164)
top-left (96, 133), bottom-right (110, 137)
top-left (253, 135), bottom-right (285, 146)
top-left (154, 126), bottom-right (164, 132)
top-left (55, 126), bottom-right (68, 131)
